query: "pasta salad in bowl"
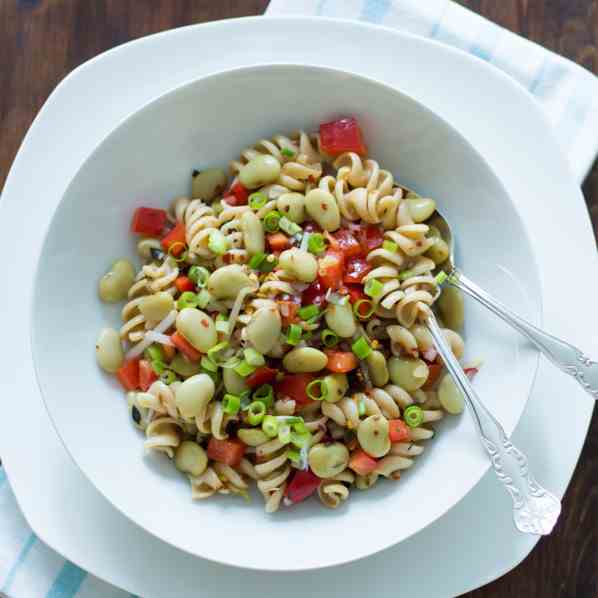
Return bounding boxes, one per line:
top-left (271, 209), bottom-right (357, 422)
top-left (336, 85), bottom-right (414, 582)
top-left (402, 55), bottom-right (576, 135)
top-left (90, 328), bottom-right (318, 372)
top-left (96, 117), bottom-right (472, 512)
top-left (32, 64), bottom-right (541, 569)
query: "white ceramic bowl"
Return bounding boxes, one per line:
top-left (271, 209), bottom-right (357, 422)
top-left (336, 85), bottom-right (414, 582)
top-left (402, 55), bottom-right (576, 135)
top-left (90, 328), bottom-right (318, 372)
top-left (32, 64), bottom-right (541, 571)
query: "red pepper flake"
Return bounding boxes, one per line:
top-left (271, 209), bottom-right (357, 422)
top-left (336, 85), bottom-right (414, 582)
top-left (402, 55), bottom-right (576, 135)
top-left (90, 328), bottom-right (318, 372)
top-left (201, 319), bottom-right (209, 328)
top-left (320, 203), bottom-right (328, 211)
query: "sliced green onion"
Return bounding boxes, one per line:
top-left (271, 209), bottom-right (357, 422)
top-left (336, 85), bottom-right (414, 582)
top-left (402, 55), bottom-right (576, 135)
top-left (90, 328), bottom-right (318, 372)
top-left (382, 240), bottom-right (398, 253)
top-left (288, 448), bottom-right (301, 463)
top-left (357, 398), bottom-right (366, 417)
top-left (202, 368), bottom-right (220, 385)
top-left (404, 405), bottom-right (424, 428)
top-left (260, 255), bottom-right (277, 273)
top-left (196, 288), bottom-right (211, 309)
top-left (435, 271), bottom-right (448, 285)
top-left (159, 370), bottom-right (176, 385)
top-left (321, 329), bottom-right (339, 347)
top-left (151, 360), bottom-right (167, 375)
top-left (353, 298), bottom-right (375, 319)
top-left (246, 401), bottom-right (266, 425)
top-left (281, 147), bottom-right (295, 158)
top-left (215, 315), bottom-right (229, 334)
top-left (248, 192), bottom-right (268, 210)
top-left (278, 423), bottom-right (292, 444)
top-left (286, 323), bottom-right (302, 345)
top-left (292, 420), bottom-right (308, 434)
top-left (188, 265), bottom-right (210, 287)
top-left (201, 355), bottom-right (218, 372)
top-left (253, 384), bottom-right (274, 408)
top-left (207, 341), bottom-right (229, 363)
top-left (144, 344), bottom-right (163, 363)
top-left (290, 430), bottom-right (310, 448)
top-left (222, 394), bottom-right (241, 415)
top-left (307, 233), bottom-right (326, 255)
top-left (364, 278), bottom-right (383, 298)
top-left (177, 291), bottom-right (199, 310)
top-left (244, 347), bottom-right (265, 367)
top-left (399, 269), bottom-right (415, 281)
top-left (306, 379), bottom-right (328, 401)
top-left (208, 230), bottom-right (229, 255)
top-left (262, 415), bottom-right (279, 438)
top-left (352, 336), bottom-right (372, 359)
top-left (298, 304), bottom-right (319, 320)
top-left (234, 360), bottom-right (256, 378)
top-left (279, 216), bottom-right (302, 236)
top-left (248, 252), bottom-right (266, 269)
top-left (240, 391), bottom-right (252, 411)
top-left (263, 211), bottom-right (281, 233)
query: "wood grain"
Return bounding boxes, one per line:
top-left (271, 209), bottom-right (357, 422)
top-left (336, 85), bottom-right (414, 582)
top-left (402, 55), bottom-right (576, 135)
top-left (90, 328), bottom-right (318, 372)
top-left (0, 2), bottom-right (597, 597)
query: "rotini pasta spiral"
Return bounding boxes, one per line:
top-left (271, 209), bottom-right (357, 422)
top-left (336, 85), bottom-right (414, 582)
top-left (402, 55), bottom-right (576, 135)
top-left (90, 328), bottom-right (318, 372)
top-left (254, 438), bottom-right (291, 513)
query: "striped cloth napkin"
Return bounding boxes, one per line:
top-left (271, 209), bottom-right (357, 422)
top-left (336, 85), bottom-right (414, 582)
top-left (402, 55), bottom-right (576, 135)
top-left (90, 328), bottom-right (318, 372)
top-left (1, 1), bottom-right (597, 597)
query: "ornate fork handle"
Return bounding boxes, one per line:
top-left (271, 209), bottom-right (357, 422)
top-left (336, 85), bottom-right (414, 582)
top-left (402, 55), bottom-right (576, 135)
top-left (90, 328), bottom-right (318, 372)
top-left (425, 312), bottom-right (561, 535)
top-left (449, 270), bottom-right (598, 399)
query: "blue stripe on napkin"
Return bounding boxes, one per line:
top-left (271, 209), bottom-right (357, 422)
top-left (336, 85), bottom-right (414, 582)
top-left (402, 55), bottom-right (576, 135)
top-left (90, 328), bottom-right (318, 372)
top-left (46, 562), bottom-right (87, 598)
top-left (1, 534), bottom-right (37, 595)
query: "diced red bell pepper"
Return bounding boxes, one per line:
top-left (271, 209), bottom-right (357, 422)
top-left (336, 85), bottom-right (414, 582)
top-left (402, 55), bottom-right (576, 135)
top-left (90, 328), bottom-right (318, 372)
top-left (319, 117), bottom-right (367, 156)
top-left (175, 276), bottom-right (195, 293)
top-left (346, 284), bottom-right (366, 305)
top-left (207, 438), bottom-right (246, 467)
top-left (301, 279), bottom-right (327, 307)
top-left (325, 350), bottom-right (358, 373)
top-left (116, 359), bottom-right (140, 391)
top-left (171, 331), bottom-right (201, 361)
top-left (224, 181), bottom-right (249, 206)
top-left (277, 300), bottom-right (300, 328)
top-left (349, 449), bottom-right (378, 475)
top-left (318, 250), bottom-right (345, 291)
top-left (131, 207), bottom-right (168, 237)
top-left (285, 469), bottom-right (321, 503)
top-left (344, 257), bottom-right (372, 284)
top-left (245, 366), bottom-right (278, 389)
top-left (139, 359), bottom-right (158, 392)
top-left (275, 373), bottom-right (315, 406)
top-left (267, 232), bottom-right (291, 252)
top-left (423, 363), bottom-right (443, 389)
top-left (357, 224), bottom-right (384, 253)
top-left (161, 222), bottom-right (186, 256)
top-left (334, 229), bottom-right (363, 258)
top-left (388, 419), bottom-right (411, 443)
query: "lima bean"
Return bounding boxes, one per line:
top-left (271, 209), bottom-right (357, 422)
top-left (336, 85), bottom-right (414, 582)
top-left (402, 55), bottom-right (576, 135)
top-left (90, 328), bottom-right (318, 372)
top-left (366, 350), bottom-right (389, 386)
top-left (95, 328), bottom-right (124, 373)
top-left (175, 440), bottom-right (208, 477)
top-left (237, 429), bottom-right (269, 446)
top-left (388, 357), bottom-right (429, 391)
top-left (323, 373), bottom-right (348, 403)
top-left (357, 415), bottom-right (391, 458)
top-left (406, 197), bottom-right (436, 222)
top-left (223, 367), bottom-right (249, 395)
top-left (278, 248), bottom-right (318, 283)
top-left (438, 287), bottom-right (464, 331)
top-left (240, 210), bottom-right (265, 256)
top-left (438, 373), bottom-right (464, 414)
top-left (239, 155), bottom-right (281, 189)
top-left (426, 238), bottom-right (449, 265)
top-left (175, 373), bottom-right (215, 418)
top-left (246, 307), bottom-right (281, 354)
top-left (140, 292), bottom-right (174, 322)
top-left (304, 189), bottom-right (341, 231)
top-left (308, 442), bottom-right (349, 478)
top-left (176, 308), bottom-right (217, 352)
top-left (283, 347), bottom-right (327, 373)
top-left (169, 354), bottom-right (202, 377)
top-left (324, 301), bottom-right (356, 338)
top-left (207, 264), bottom-right (252, 299)
top-left (277, 192), bottom-right (305, 223)
top-left (191, 168), bottom-right (228, 201)
top-left (98, 259), bottom-right (135, 302)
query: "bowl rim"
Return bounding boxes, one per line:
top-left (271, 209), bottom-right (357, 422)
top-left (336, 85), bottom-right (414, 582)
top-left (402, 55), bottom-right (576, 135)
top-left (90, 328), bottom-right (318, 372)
top-left (31, 61), bottom-right (542, 571)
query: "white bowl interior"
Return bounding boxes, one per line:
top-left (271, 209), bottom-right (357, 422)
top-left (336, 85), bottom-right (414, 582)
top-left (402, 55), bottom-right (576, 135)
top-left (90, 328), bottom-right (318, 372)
top-left (32, 65), bottom-right (541, 571)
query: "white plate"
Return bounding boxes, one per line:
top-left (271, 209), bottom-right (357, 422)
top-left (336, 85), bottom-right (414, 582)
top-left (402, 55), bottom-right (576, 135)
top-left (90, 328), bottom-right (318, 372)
top-left (1, 16), bottom-right (596, 597)
top-left (32, 63), bottom-right (541, 571)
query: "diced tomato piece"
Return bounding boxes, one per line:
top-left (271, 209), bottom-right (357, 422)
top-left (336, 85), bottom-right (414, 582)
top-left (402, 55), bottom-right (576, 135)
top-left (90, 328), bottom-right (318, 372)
top-left (464, 367), bottom-right (479, 380)
top-left (388, 419), bottom-right (411, 443)
top-left (346, 284), bottom-right (366, 305)
top-left (275, 373), bottom-right (315, 406)
top-left (285, 469), bottom-right (321, 503)
top-left (325, 350), bottom-right (358, 373)
top-left (334, 229), bottom-right (363, 258)
top-left (344, 257), bottom-right (372, 284)
top-left (116, 359), bottom-right (140, 391)
top-left (318, 250), bottom-right (345, 291)
top-left (246, 366), bottom-right (278, 389)
top-left (161, 222), bottom-right (186, 256)
top-left (319, 117), bottom-right (367, 156)
top-left (277, 300), bottom-right (300, 328)
top-left (228, 181), bottom-right (249, 205)
top-left (171, 331), bottom-right (201, 361)
top-left (357, 224), bottom-right (384, 253)
top-left (267, 232), bottom-right (291, 252)
top-left (207, 438), bottom-right (246, 467)
top-left (301, 279), bottom-right (327, 307)
top-left (423, 363), bottom-right (443, 389)
top-left (349, 449), bottom-right (378, 475)
top-left (131, 207), bottom-right (168, 236)
top-left (162, 343), bottom-right (176, 362)
top-left (139, 359), bottom-right (158, 391)
top-left (175, 276), bottom-right (195, 293)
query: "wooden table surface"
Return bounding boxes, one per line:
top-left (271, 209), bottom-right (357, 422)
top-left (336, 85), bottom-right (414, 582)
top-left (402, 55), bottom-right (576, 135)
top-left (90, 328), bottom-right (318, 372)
top-left (1, 1), bottom-right (597, 596)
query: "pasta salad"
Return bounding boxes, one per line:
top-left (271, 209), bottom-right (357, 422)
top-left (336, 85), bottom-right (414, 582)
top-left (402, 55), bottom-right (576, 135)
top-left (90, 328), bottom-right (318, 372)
top-left (95, 117), bottom-right (473, 512)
